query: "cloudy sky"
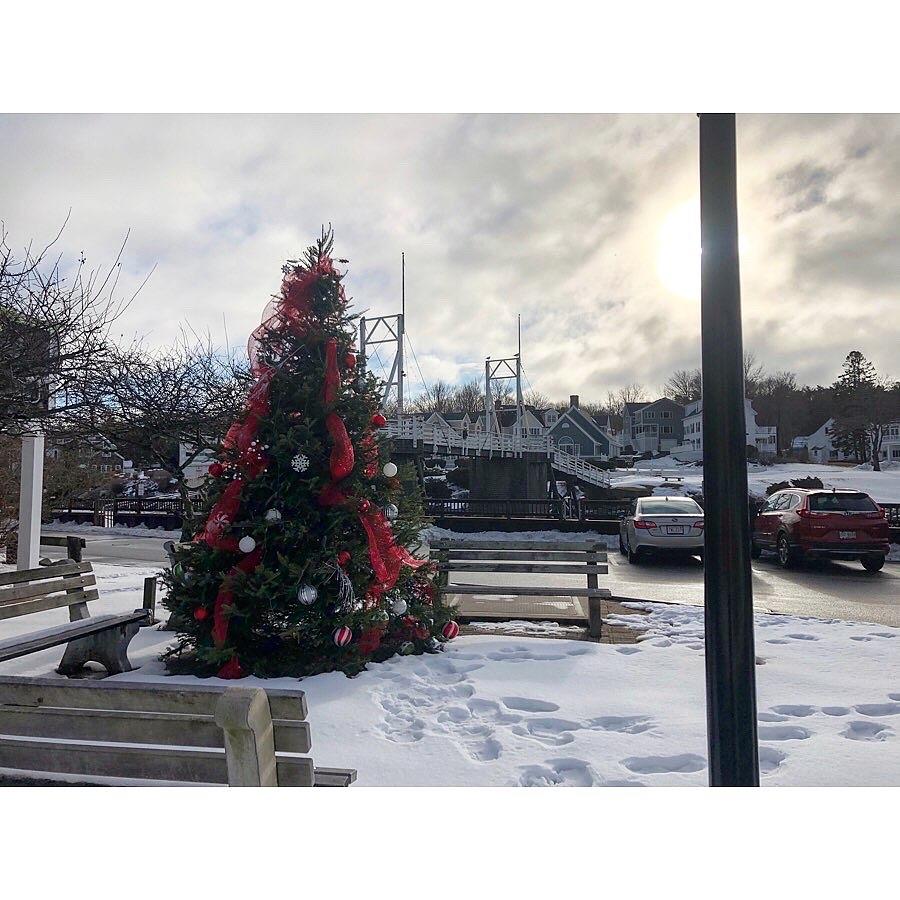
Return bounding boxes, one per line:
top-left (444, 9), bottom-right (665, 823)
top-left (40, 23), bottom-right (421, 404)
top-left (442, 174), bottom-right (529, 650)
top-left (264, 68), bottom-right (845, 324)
top-left (1, 114), bottom-right (897, 402)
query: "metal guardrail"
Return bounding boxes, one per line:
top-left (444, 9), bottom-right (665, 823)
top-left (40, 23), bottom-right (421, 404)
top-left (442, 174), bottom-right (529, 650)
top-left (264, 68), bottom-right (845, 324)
top-left (51, 498), bottom-right (184, 529)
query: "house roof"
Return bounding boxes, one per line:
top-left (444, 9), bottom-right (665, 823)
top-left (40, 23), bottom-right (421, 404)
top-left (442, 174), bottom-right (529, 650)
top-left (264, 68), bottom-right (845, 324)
top-left (624, 402), bottom-right (648, 415)
top-left (551, 405), bottom-right (614, 446)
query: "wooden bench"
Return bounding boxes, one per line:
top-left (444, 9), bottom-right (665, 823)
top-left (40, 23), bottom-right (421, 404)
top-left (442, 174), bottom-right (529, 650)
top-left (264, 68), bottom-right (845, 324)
top-left (430, 538), bottom-right (610, 637)
top-left (0, 562), bottom-right (154, 675)
top-left (0, 676), bottom-right (356, 787)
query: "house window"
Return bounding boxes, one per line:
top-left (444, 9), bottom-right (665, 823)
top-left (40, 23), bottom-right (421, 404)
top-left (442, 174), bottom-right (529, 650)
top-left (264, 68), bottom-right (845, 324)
top-left (662, 410), bottom-right (671, 418)
top-left (662, 426), bottom-right (672, 435)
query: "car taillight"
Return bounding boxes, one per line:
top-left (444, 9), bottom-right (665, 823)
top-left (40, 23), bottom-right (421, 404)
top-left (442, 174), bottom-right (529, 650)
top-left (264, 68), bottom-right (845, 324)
top-left (633, 519), bottom-right (657, 530)
top-left (693, 520), bottom-right (704, 529)
top-left (796, 507), bottom-right (811, 518)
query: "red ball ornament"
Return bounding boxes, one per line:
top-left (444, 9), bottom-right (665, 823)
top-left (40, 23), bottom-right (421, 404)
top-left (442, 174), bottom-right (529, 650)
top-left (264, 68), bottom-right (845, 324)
top-left (337, 550), bottom-right (351, 566)
top-left (208, 462), bottom-right (224, 478)
top-left (442, 620), bottom-right (460, 641)
top-left (290, 411), bottom-right (303, 421)
top-left (193, 607), bottom-right (209, 622)
top-left (344, 352), bottom-right (357, 369)
top-left (371, 413), bottom-right (387, 428)
top-left (359, 499), bottom-right (371, 512)
top-left (217, 656), bottom-right (246, 680)
top-left (333, 625), bottom-right (353, 648)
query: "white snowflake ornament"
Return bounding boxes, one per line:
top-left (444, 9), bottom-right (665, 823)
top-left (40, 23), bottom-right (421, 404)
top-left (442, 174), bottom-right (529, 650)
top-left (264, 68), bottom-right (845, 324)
top-left (291, 453), bottom-right (310, 473)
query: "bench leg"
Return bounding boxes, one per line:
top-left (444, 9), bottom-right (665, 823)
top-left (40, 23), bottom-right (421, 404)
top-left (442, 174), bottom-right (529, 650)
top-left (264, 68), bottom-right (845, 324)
top-left (57, 621), bottom-right (142, 676)
top-left (587, 596), bottom-right (603, 640)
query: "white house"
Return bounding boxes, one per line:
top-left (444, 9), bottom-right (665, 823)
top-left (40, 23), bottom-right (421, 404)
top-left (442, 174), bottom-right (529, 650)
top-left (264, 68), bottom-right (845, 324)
top-left (677, 398), bottom-right (777, 459)
top-left (791, 418), bottom-right (852, 464)
top-left (878, 421), bottom-right (900, 464)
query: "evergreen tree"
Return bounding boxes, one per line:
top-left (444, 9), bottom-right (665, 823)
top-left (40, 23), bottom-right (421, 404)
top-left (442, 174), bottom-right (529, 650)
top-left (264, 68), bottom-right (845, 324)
top-left (831, 351), bottom-right (876, 463)
top-left (162, 230), bottom-right (456, 679)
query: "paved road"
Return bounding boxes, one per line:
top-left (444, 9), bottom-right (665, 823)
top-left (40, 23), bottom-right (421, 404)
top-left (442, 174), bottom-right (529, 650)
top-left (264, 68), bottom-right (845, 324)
top-left (45, 535), bottom-right (900, 628)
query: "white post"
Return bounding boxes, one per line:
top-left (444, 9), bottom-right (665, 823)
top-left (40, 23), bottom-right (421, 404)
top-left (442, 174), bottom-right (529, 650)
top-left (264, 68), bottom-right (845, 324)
top-left (17, 433), bottom-right (45, 570)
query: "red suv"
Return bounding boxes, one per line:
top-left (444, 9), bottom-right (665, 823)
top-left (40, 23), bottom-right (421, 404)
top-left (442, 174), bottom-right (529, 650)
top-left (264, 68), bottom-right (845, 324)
top-left (751, 489), bottom-right (890, 572)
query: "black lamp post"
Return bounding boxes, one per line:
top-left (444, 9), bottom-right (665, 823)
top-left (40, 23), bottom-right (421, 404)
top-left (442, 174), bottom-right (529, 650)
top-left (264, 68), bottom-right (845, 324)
top-left (698, 113), bottom-right (760, 787)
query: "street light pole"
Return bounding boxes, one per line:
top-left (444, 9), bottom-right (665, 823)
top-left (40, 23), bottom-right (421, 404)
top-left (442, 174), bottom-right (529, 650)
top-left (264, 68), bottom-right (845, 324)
top-left (699, 113), bottom-right (759, 787)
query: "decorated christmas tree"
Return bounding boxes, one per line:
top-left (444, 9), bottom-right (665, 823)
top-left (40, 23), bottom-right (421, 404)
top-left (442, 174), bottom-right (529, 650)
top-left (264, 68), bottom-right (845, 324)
top-left (162, 229), bottom-right (458, 679)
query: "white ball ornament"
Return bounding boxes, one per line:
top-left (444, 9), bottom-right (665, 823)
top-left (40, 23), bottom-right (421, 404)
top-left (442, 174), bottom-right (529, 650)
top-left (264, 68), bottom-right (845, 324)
top-left (238, 535), bottom-right (257, 553)
top-left (382, 462), bottom-right (398, 478)
top-left (391, 597), bottom-right (408, 616)
top-left (264, 508), bottom-right (282, 523)
top-left (297, 584), bottom-right (318, 605)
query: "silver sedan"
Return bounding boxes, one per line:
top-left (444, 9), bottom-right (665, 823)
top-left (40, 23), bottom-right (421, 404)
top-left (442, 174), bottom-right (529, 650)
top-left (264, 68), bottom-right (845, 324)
top-left (619, 496), bottom-right (705, 564)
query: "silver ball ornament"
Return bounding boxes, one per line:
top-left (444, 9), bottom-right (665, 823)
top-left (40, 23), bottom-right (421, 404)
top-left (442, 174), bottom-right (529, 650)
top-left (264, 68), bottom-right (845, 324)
top-left (382, 462), bottom-right (398, 478)
top-left (264, 508), bottom-right (282, 523)
top-left (297, 584), bottom-right (318, 605)
top-left (391, 598), bottom-right (408, 616)
top-left (383, 503), bottom-right (399, 521)
top-left (238, 535), bottom-right (257, 553)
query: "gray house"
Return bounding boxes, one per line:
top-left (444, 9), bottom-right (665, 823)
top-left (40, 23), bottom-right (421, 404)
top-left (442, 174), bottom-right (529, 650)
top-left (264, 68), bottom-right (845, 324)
top-left (548, 396), bottom-right (621, 460)
top-left (624, 398), bottom-right (684, 453)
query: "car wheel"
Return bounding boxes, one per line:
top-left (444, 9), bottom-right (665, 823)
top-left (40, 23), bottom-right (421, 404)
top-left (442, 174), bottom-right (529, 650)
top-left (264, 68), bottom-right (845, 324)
top-left (750, 541), bottom-right (761, 560)
top-left (861, 555), bottom-right (885, 573)
top-left (776, 533), bottom-right (798, 569)
top-left (627, 543), bottom-right (642, 565)
top-left (619, 533), bottom-right (627, 555)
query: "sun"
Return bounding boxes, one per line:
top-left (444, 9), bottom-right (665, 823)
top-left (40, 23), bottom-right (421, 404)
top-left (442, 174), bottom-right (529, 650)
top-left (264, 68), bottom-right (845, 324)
top-left (656, 198), bottom-right (701, 300)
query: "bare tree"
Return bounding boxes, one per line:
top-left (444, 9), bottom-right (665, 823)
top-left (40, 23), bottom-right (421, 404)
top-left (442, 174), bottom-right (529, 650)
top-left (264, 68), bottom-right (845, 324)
top-left (523, 388), bottom-right (552, 409)
top-left (0, 220), bottom-right (144, 434)
top-left (73, 332), bottom-right (249, 521)
top-left (453, 378), bottom-right (484, 415)
top-left (604, 383), bottom-right (646, 418)
top-left (743, 350), bottom-right (766, 397)
top-left (663, 368), bottom-right (702, 405)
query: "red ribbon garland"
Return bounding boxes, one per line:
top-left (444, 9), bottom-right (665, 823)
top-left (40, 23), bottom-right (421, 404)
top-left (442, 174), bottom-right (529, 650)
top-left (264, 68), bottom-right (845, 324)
top-left (211, 546), bottom-right (263, 648)
top-left (358, 504), bottom-right (425, 606)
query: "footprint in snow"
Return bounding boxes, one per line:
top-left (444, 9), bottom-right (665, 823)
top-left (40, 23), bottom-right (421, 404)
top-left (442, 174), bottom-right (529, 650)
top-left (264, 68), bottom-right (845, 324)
top-left (821, 706), bottom-right (850, 716)
top-left (512, 717), bottom-right (581, 747)
top-left (758, 712), bottom-right (791, 722)
top-left (589, 715), bottom-right (654, 734)
top-left (758, 746), bottom-right (786, 774)
top-left (758, 724), bottom-right (812, 741)
top-left (518, 757), bottom-right (599, 787)
top-left (621, 753), bottom-right (706, 775)
top-left (501, 696), bottom-right (560, 713)
top-left (842, 720), bottom-right (894, 742)
top-left (771, 704), bottom-right (817, 717)
top-left (853, 702), bottom-right (900, 717)
top-left (466, 698), bottom-right (521, 724)
top-left (786, 633), bottom-right (820, 641)
top-left (615, 646), bottom-right (641, 655)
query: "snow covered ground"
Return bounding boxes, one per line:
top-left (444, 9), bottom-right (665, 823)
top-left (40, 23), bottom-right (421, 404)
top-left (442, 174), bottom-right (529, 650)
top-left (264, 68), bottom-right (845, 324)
top-left (42, 520), bottom-right (181, 540)
top-left (2, 563), bottom-right (897, 787)
top-left (608, 460), bottom-right (900, 502)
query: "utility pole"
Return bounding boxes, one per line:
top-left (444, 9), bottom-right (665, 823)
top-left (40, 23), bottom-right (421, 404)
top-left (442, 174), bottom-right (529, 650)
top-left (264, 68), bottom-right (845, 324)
top-left (699, 113), bottom-right (759, 787)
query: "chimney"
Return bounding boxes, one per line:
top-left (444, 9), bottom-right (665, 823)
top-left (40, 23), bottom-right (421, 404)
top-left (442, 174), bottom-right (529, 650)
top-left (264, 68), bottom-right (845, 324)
top-left (570, 394), bottom-right (579, 409)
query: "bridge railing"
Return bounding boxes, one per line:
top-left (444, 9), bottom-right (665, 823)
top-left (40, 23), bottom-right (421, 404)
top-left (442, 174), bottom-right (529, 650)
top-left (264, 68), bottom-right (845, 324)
top-left (387, 416), bottom-right (551, 457)
top-left (426, 498), bottom-right (566, 520)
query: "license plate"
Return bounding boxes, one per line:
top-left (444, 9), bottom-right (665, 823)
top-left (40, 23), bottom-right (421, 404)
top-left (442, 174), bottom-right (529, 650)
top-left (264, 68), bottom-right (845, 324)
top-left (666, 526), bottom-right (685, 535)
top-left (839, 531), bottom-right (856, 540)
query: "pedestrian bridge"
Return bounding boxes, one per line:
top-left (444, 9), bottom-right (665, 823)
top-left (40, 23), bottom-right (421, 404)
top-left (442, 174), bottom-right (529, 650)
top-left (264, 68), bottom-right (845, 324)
top-left (386, 416), bottom-right (611, 489)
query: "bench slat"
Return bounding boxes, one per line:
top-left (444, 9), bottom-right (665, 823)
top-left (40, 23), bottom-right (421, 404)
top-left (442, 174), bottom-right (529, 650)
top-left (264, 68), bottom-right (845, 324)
top-left (0, 612), bottom-right (147, 663)
top-left (0, 587), bottom-right (101, 620)
top-left (0, 706), bottom-right (312, 754)
top-left (431, 539), bottom-right (605, 551)
top-left (438, 562), bottom-right (608, 574)
top-left (446, 583), bottom-right (611, 597)
top-left (314, 766), bottom-right (358, 787)
top-left (0, 676), bottom-right (308, 721)
top-left (0, 562), bottom-right (92, 588)
top-left (0, 574), bottom-right (97, 606)
top-left (0, 735), bottom-right (316, 786)
top-left (431, 550), bottom-right (607, 562)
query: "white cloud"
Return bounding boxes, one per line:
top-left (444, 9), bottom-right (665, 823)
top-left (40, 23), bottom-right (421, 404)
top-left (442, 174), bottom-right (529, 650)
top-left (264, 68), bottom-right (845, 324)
top-left (1, 113), bottom-right (897, 402)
